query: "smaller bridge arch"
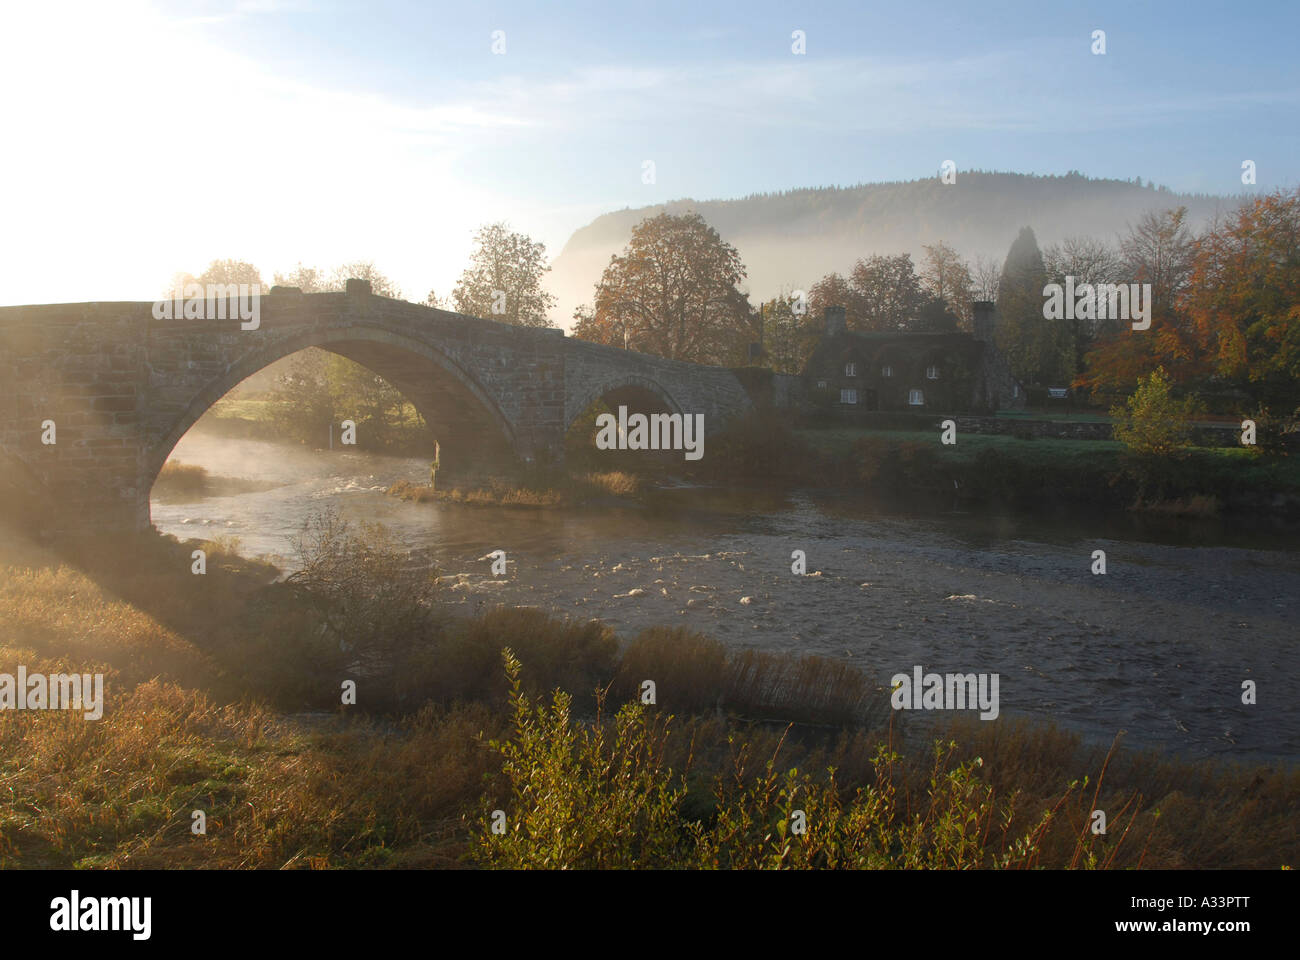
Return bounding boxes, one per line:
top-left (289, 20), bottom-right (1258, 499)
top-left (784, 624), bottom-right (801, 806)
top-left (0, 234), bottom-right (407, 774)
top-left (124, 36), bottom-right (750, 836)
top-left (564, 372), bottom-right (686, 432)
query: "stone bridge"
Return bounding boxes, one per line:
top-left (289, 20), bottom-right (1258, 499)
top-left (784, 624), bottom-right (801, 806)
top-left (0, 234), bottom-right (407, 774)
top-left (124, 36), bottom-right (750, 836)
top-left (0, 283), bottom-right (755, 537)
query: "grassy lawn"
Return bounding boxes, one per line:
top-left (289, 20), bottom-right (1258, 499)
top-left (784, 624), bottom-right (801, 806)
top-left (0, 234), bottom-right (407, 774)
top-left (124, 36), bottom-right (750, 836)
top-left (799, 426), bottom-right (1127, 463)
top-left (795, 424), bottom-right (1300, 506)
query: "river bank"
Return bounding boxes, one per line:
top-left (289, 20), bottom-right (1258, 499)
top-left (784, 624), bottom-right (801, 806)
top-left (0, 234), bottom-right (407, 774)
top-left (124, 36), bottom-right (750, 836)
top-left (189, 402), bottom-right (1300, 518)
top-left (1, 519), bottom-right (1295, 869)
top-left (146, 431), bottom-right (1300, 767)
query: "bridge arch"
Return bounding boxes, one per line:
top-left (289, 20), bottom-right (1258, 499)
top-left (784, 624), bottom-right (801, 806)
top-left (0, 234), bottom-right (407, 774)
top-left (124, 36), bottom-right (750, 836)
top-left (145, 324), bottom-right (519, 496)
top-left (564, 372), bottom-right (685, 432)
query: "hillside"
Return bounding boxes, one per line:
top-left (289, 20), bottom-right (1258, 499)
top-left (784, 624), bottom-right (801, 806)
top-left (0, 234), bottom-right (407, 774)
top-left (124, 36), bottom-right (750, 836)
top-left (547, 172), bottom-right (1237, 328)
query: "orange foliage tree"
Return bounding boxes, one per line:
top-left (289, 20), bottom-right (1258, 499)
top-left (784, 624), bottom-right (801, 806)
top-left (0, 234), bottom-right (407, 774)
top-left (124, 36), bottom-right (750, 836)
top-left (1183, 187), bottom-right (1300, 409)
top-left (1078, 189), bottom-right (1300, 411)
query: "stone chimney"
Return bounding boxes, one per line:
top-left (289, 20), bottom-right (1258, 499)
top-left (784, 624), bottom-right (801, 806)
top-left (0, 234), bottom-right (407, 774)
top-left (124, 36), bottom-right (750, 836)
top-left (825, 305), bottom-right (846, 337)
top-left (972, 301), bottom-right (995, 342)
top-left (346, 278), bottom-right (372, 296)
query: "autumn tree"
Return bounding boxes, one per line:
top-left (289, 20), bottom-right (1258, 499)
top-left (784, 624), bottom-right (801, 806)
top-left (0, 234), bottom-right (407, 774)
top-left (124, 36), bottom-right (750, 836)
top-left (329, 260), bottom-right (400, 299)
top-left (1122, 207), bottom-right (1196, 316)
top-left (583, 212), bottom-right (753, 364)
top-left (1183, 187), bottom-right (1300, 411)
top-left (807, 272), bottom-right (867, 331)
top-left (1043, 235), bottom-right (1126, 379)
top-left (919, 242), bottom-right (974, 327)
top-left (273, 262), bottom-right (326, 293)
top-left (269, 260), bottom-right (398, 297)
top-left (269, 348), bottom-right (424, 451)
top-left (166, 258), bottom-right (264, 298)
top-left (756, 290), bottom-right (817, 374)
top-left (1078, 208), bottom-right (1206, 400)
top-left (452, 222), bottom-right (557, 328)
top-left (850, 254), bottom-right (926, 332)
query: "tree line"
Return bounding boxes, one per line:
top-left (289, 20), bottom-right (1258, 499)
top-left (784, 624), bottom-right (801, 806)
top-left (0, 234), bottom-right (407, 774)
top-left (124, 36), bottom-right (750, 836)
top-left (571, 189), bottom-right (1300, 418)
top-left (175, 184), bottom-right (1300, 424)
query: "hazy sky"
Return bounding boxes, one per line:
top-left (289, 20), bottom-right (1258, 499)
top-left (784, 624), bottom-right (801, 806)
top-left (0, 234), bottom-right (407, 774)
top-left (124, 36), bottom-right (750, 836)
top-left (1, 0), bottom-right (1296, 311)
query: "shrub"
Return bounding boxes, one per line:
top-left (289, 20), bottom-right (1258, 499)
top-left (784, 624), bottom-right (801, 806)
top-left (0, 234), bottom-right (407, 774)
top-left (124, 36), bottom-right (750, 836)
top-left (474, 650), bottom-right (688, 869)
top-left (278, 508), bottom-right (445, 710)
top-left (702, 413), bottom-right (821, 483)
top-left (1110, 367), bottom-right (1201, 457)
top-left (472, 654), bottom-right (1128, 870)
top-left (154, 461), bottom-right (210, 495)
top-left (434, 608), bottom-right (617, 710)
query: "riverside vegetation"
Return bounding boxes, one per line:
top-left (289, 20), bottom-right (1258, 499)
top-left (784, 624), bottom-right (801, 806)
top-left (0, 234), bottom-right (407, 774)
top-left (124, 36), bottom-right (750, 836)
top-left (378, 408), bottom-right (1300, 519)
top-left (186, 347), bottom-right (1300, 519)
top-left (0, 512), bottom-right (1294, 869)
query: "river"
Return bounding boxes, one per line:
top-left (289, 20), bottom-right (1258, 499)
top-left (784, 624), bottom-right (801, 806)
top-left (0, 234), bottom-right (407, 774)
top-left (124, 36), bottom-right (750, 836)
top-left (151, 430), bottom-right (1300, 767)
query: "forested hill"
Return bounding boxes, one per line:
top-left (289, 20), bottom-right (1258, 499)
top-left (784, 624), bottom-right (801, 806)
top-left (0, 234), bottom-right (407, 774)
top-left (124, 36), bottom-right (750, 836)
top-left (548, 171), bottom-right (1235, 325)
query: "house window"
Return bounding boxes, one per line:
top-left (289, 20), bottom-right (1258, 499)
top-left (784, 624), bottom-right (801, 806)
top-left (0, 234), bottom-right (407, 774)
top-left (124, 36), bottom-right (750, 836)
top-left (844, 362), bottom-right (857, 377)
top-left (908, 389), bottom-right (924, 406)
top-left (816, 380), bottom-right (827, 390)
top-left (926, 365), bottom-right (939, 380)
top-left (881, 365), bottom-right (892, 378)
top-left (1013, 383), bottom-right (1020, 398)
top-left (840, 389), bottom-right (858, 404)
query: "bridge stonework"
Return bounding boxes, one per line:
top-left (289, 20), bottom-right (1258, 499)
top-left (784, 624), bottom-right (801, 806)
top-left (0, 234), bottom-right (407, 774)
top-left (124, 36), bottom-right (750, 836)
top-left (0, 288), bottom-right (754, 537)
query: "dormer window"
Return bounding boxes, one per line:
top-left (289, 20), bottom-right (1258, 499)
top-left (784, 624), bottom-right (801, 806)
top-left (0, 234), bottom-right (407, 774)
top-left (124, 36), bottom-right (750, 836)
top-left (926, 365), bottom-right (939, 380)
top-left (844, 362), bottom-right (857, 377)
top-left (882, 365), bottom-right (892, 378)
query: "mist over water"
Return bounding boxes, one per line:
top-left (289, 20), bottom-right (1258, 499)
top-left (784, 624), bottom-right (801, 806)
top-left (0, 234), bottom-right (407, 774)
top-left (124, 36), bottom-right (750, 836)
top-left (153, 430), bottom-right (1300, 767)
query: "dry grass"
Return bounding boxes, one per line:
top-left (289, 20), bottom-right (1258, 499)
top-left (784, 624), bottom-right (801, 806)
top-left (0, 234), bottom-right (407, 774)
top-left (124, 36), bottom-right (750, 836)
top-left (388, 478), bottom-right (565, 507)
top-left (0, 533), bottom-right (497, 868)
top-left (386, 478), bottom-right (438, 503)
top-left (0, 521), bottom-right (1294, 869)
top-left (449, 483), bottom-right (566, 507)
top-left (388, 471), bottom-right (640, 508)
top-left (581, 471), bottom-right (640, 497)
top-left (611, 627), bottom-right (885, 729)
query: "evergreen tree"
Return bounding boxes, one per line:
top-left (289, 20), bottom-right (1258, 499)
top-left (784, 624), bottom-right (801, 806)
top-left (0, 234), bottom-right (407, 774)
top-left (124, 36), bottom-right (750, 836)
top-left (995, 226), bottom-right (1071, 386)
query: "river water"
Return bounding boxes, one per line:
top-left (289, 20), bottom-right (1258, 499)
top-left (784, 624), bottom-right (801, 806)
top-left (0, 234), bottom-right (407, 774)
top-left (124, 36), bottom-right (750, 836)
top-left (152, 430), bottom-right (1300, 767)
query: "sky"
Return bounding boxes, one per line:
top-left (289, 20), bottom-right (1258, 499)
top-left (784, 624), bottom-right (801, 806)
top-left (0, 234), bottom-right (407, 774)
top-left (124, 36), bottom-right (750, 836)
top-left (0, 0), bottom-right (1296, 315)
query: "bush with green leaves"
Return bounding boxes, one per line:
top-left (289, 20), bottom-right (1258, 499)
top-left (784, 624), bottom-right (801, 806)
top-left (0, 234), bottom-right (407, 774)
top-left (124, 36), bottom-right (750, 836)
top-left (472, 652), bottom-right (1130, 870)
top-left (1109, 367), bottom-right (1201, 457)
top-left (474, 650), bottom-right (688, 868)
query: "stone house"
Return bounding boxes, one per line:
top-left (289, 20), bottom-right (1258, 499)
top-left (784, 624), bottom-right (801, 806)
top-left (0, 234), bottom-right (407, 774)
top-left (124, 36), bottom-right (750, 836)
top-left (801, 301), bottom-right (1024, 414)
